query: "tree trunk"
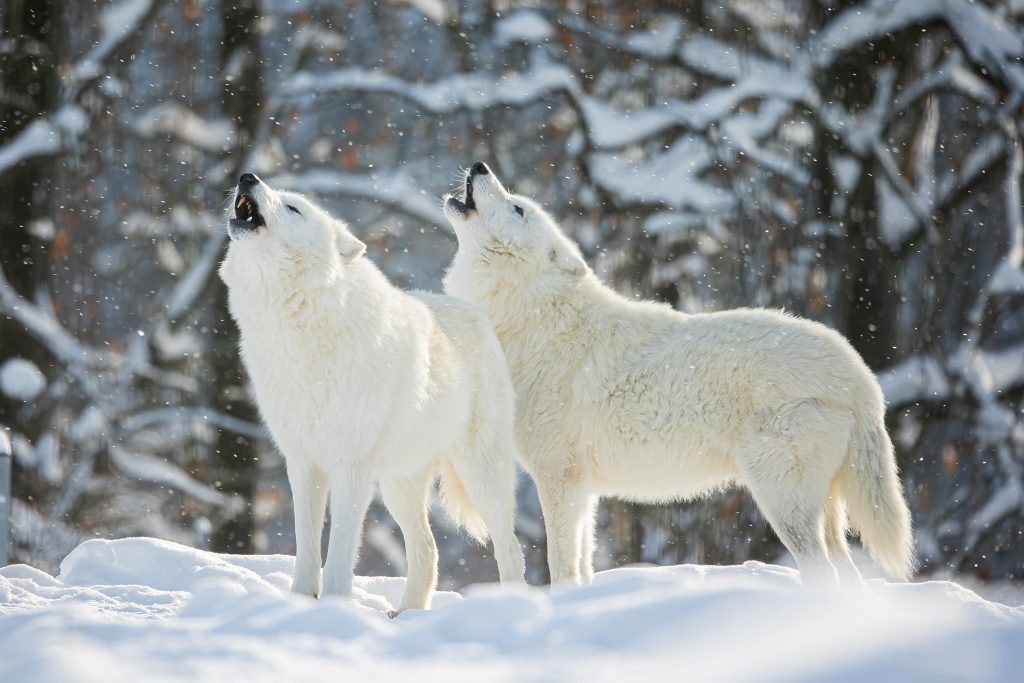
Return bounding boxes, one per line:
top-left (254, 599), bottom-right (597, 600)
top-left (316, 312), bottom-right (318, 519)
top-left (210, 0), bottom-right (264, 553)
top-left (0, 0), bottom-right (61, 474)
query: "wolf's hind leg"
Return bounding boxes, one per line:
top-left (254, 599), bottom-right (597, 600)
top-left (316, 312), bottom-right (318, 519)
top-left (823, 487), bottom-right (862, 585)
top-left (380, 467), bottom-right (438, 611)
top-left (736, 401), bottom-right (854, 588)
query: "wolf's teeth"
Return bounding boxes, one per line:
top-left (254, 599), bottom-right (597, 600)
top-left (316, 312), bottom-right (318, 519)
top-left (237, 197), bottom-right (244, 209)
top-left (247, 216), bottom-right (254, 222)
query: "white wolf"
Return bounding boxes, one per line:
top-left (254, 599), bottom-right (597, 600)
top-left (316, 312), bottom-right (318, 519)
top-left (219, 173), bottom-right (525, 610)
top-left (442, 162), bottom-right (914, 587)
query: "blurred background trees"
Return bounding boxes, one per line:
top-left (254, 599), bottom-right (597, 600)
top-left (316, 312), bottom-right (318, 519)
top-left (1, 0), bottom-right (1021, 586)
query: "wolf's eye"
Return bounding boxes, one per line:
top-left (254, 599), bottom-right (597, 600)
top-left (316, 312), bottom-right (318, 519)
top-left (286, 204), bottom-right (301, 215)
top-left (514, 205), bottom-right (524, 217)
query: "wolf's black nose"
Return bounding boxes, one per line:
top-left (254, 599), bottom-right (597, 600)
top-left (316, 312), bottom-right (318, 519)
top-left (469, 161), bottom-right (489, 176)
top-left (238, 172), bottom-right (259, 188)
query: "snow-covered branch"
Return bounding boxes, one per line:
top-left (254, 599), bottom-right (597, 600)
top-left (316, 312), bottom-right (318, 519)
top-left (271, 169), bottom-right (448, 229)
top-left (589, 137), bottom-right (735, 213)
top-left (815, 0), bottom-right (1024, 92)
top-left (70, 0), bottom-right (166, 99)
top-left (122, 407), bottom-right (268, 442)
top-left (280, 65), bottom-right (578, 115)
top-left (878, 355), bottom-right (951, 409)
top-left (880, 341), bottom-right (1024, 411)
top-left (0, 266), bottom-right (104, 372)
top-left (160, 231), bottom-right (228, 328)
top-left (988, 126), bottom-right (1024, 297)
top-left (0, 0), bottom-right (165, 177)
top-left (553, 11), bottom-right (684, 61)
top-left (873, 140), bottom-right (938, 241)
top-left (133, 103), bottom-right (235, 153)
top-left (108, 448), bottom-right (241, 510)
top-left (0, 107), bottom-right (87, 176)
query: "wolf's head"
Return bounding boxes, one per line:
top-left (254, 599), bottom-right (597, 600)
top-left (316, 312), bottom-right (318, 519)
top-left (443, 162), bottom-right (588, 290)
top-left (219, 173), bottom-right (366, 291)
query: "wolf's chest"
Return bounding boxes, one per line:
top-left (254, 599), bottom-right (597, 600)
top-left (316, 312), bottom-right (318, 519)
top-left (240, 328), bottom-right (342, 402)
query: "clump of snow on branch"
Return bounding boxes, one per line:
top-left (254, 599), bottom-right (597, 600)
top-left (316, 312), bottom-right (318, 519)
top-left (0, 359), bottom-right (46, 402)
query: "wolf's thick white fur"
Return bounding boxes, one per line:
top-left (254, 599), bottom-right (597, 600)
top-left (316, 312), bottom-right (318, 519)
top-left (443, 165), bottom-right (914, 587)
top-left (220, 177), bottom-right (524, 610)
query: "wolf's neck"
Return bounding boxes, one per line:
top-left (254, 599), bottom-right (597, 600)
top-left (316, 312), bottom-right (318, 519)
top-left (462, 265), bottom-right (600, 345)
top-left (233, 259), bottom-right (389, 337)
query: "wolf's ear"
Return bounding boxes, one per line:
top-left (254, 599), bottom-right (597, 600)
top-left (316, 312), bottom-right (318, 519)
top-left (550, 246), bottom-right (586, 278)
top-left (336, 222), bottom-right (366, 264)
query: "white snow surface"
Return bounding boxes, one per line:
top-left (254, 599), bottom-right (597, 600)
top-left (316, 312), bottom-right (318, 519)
top-left (1, 538), bottom-right (1022, 682)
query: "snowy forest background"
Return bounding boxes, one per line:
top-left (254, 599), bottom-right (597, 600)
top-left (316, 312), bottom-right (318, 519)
top-left (1, 0), bottom-right (1022, 588)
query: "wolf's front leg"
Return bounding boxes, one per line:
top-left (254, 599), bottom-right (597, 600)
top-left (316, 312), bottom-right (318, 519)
top-left (289, 464), bottom-right (329, 597)
top-left (321, 469), bottom-right (375, 597)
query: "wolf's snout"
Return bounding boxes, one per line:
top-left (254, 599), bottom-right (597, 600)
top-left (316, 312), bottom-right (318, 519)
top-left (444, 161), bottom-right (496, 219)
top-left (229, 173), bottom-right (267, 236)
top-left (238, 172), bottom-right (260, 189)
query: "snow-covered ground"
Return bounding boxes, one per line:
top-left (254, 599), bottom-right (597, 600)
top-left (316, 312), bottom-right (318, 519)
top-left (1, 538), bottom-right (1021, 682)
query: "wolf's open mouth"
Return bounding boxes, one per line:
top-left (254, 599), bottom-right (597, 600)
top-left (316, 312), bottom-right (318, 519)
top-left (447, 173), bottom-right (477, 216)
top-left (230, 194), bottom-right (266, 231)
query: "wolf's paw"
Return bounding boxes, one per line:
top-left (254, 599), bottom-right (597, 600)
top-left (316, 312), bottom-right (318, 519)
top-left (387, 610), bottom-right (400, 619)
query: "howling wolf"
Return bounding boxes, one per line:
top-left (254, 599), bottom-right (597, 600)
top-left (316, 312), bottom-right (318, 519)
top-left (443, 162), bottom-right (913, 587)
top-left (220, 173), bottom-right (525, 610)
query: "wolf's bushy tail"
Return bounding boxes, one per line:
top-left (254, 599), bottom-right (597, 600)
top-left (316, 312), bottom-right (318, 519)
top-left (839, 416), bottom-right (915, 580)
top-left (438, 459), bottom-right (490, 545)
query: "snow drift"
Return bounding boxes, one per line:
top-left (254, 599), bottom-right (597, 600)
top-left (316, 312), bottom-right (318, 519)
top-left (0, 537), bottom-right (1021, 682)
